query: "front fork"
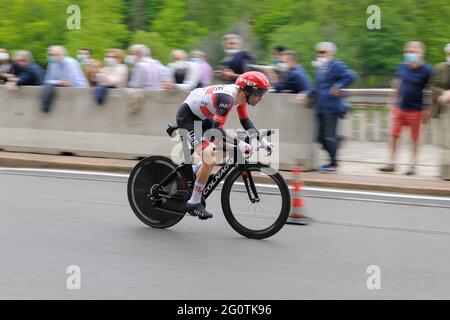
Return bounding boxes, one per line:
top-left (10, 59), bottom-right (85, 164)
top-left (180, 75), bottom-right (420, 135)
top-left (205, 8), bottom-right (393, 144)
top-left (238, 164), bottom-right (260, 203)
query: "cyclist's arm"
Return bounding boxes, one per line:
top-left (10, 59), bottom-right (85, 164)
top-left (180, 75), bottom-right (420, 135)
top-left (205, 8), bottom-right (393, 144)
top-left (236, 104), bottom-right (260, 140)
top-left (209, 93), bottom-right (239, 145)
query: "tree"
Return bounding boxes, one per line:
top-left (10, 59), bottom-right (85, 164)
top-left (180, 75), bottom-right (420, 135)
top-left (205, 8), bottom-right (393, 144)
top-left (0, 0), bottom-right (72, 64)
top-left (63, 0), bottom-right (130, 59)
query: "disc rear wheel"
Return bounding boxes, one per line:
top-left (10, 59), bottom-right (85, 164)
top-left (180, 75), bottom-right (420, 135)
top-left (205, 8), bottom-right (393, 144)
top-left (127, 156), bottom-right (188, 228)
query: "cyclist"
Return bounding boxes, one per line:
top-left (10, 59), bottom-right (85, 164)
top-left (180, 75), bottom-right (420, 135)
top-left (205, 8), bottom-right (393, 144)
top-left (175, 71), bottom-right (274, 219)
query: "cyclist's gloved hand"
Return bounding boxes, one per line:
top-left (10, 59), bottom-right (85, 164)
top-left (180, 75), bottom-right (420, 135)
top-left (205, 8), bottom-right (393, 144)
top-left (260, 137), bottom-right (274, 154)
top-left (238, 140), bottom-right (254, 155)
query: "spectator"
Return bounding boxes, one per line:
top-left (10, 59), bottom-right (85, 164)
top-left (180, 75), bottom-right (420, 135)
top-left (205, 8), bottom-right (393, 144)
top-left (44, 45), bottom-right (89, 87)
top-left (216, 34), bottom-right (254, 83)
top-left (93, 49), bottom-right (128, 105)
top-left (301, 42), bottom-right (356, 173)
top-left (430, 43), bottom-right (450, 117)
top-left (271, 45), bottom-right (286, 65)
top-left (164, 50), bottom-right (200, 91)
top-left (77, 48), bottom-right (101, 86)
top-left (273, 51), bottom-right (311, 94)
top-left (379, 41), bottom-right (433, 175)
top-left (256, 45), bottom-right (287, 85)
top-left (5, 50), bottom-right (43, 89)
top-left (127, 44), bottom-right (163, 90)
top-left (96, 49), bottom-right (128, 88)
top-left (0, 48), bottom-right (12, 84)
top-left (190, 50), bottom-right (213, 87)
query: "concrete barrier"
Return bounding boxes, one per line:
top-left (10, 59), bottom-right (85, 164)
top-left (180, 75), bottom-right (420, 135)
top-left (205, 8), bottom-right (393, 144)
top-left (0, 86), bottom-right (318, 170)
top-left (0, 86), bottom-right (448, 177)
top-left (440, 104), bottom-right (450, 180)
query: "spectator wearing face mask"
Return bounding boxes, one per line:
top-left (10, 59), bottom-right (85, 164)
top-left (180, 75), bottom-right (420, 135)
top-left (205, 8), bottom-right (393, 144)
top-left (77, 48), bottom-right (101, 86)
top-left (0, 48), bottom-right (12, 84)
top-left (216, 34), bottom-right (255, 83)
top-left (93, 49), bottom-right (128, 105)
top-left (164, 50), bottom-right (200, 91)
top-left (44, 45), bottom-right (89, 87)
top-left (127, 44), bottom-right (165, 90)
top-left (273, 51), bottom-right (311, 94)
top-left (41, 45), bottom-right (88, 112)
top-left (96, 49), bottom-right (128, 88)
top-left (190, 50), bottom-right (213, 87)
top-left (299, 42), bottom-right (356, 174)
top-left (379, 41), bottom-right (433, 176)
top-left (4, 50), bottom-right (43, 89)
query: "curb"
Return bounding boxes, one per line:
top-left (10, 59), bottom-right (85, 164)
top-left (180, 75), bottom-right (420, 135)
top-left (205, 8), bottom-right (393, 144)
top-left (0, 152), bottom-right (448, 197)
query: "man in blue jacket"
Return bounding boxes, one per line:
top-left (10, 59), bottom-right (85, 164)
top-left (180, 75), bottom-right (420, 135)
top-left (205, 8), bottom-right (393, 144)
top-left (274, 50), bottom-right (311, 94)
top-left (3, 51), bottom-right (43, 89)
top-left (216, 34), bottom-right (255, 83)
top-left (301, 42), bottom-right (356, 173)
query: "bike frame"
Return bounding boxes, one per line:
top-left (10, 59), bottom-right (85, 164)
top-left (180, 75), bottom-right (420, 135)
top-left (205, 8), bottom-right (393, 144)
top-left (150, 144), bottom-right (260, 203)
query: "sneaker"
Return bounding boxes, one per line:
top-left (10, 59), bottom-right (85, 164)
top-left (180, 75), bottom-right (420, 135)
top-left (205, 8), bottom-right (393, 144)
top-left (378, 164), bottom-right (396, 173)
top-left (186, 202), bottom-right (213, 220)
top-left (319, 164), bottom-right (337, 174)
top-left (405, 166), bottom-right (416, 176)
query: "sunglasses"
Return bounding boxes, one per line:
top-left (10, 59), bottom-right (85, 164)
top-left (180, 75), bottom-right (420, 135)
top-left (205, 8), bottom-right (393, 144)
top-left (251, 88), bottom-right (268, 97)
top-left (316, 51), bottom-right (327, 54)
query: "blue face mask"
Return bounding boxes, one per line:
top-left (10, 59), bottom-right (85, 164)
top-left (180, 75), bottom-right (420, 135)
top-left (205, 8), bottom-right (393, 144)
top-left (191, 58), bottom-right (201, 63)
top-left (47, 56), bottom-right (57, 64)
top-left (77, 54), bottom-right (87, 62)
top-left (404, 53), bottom-right (420, 63)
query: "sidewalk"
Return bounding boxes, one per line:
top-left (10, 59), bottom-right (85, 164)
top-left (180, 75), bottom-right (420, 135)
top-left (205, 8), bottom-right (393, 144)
top-left (0, 141), bottom-right (448, 197)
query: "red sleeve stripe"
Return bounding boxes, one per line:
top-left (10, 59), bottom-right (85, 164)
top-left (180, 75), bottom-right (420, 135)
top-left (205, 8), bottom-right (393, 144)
top-left (236, 104), bottom-right (249, 120)
top-left (200, 106), bottom-right (214, 118)
top-left (212, 93), bottom-right (218, 109)
top-left (206, 85), bottom-right (217, 94)
top-left (213, 114), bottom-right (227, 126)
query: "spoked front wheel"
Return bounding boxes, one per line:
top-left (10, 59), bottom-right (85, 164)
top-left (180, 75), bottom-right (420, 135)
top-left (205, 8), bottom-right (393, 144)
top-left (221, 165), bottom-right (291, 239)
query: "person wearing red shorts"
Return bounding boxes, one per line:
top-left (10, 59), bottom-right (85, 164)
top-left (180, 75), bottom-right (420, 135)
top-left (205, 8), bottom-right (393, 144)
top-left (379, 41), bottom-right (432, 175)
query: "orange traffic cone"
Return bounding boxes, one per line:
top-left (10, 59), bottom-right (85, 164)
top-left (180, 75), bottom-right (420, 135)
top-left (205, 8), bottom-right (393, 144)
top-left (286, 166), bottom-right (313, 225)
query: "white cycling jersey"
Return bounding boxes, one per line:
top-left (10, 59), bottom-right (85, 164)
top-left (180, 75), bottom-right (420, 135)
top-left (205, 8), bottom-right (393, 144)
top-left (183, 84), bottom-right (248, 124)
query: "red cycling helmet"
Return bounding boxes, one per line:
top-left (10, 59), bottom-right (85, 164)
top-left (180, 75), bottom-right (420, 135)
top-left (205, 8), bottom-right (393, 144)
top-left (235, 71), bottom-right (270, 97)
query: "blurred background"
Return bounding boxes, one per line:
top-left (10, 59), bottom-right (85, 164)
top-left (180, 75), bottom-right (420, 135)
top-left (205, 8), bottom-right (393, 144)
top-left (1, 0), bottom-right (449, 88)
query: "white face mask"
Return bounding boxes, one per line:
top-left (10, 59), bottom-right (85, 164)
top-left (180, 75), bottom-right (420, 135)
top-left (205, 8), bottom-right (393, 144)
top-left (104, 57), bottom-right (116, 66)
top-left (225, 49), bottom-right (239, 55)
top-left (0, 52), bottom-right (10, 61)
top-left (312, 57), bottom-right (330, 68)
top-left (173, 61), bottom-right (187, 69)
top-left (447, 56), bottom-right (450, 64)
top-left (277, 62), bottom-right (289, 72)
top-left (124, 55), bottom-right (135, 65)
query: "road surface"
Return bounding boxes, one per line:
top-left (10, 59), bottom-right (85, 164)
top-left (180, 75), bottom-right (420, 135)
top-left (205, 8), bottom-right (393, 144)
top-left (0, 168), bottom-right (449, 299)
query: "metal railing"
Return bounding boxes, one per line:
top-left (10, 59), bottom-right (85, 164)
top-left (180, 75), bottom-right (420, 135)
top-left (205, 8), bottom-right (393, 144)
top-left (342, 89), bottom-right (437, 145)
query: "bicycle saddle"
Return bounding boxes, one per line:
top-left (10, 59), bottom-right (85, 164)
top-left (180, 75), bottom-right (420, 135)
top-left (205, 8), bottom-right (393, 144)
top-left (166, 123), bottom-right (179, 137)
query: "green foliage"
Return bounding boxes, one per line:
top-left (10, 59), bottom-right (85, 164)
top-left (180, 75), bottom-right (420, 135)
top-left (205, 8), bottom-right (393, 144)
top-left (63, 0), bottom-right (130, 60)
top-left (131, 30), bottom-right (171, 63)
top-left (151, 0), bottom-right (207, 49)
top-left (0, 0), bottom-right (448, 86)
top-left (0, 0), bottom-right (71, 64)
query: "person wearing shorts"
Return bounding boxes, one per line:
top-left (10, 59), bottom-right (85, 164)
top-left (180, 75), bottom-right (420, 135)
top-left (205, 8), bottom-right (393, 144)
top-left (379, 41), bottom-right (432, 175)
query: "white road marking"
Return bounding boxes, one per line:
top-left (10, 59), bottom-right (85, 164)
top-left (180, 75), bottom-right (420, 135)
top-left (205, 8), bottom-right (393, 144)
top-left (0, 167), bottom-right (448, 203)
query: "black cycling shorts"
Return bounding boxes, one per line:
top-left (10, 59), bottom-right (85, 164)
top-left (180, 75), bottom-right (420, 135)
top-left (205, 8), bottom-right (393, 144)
top-left (176, 103), bottom-right (214, 152)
